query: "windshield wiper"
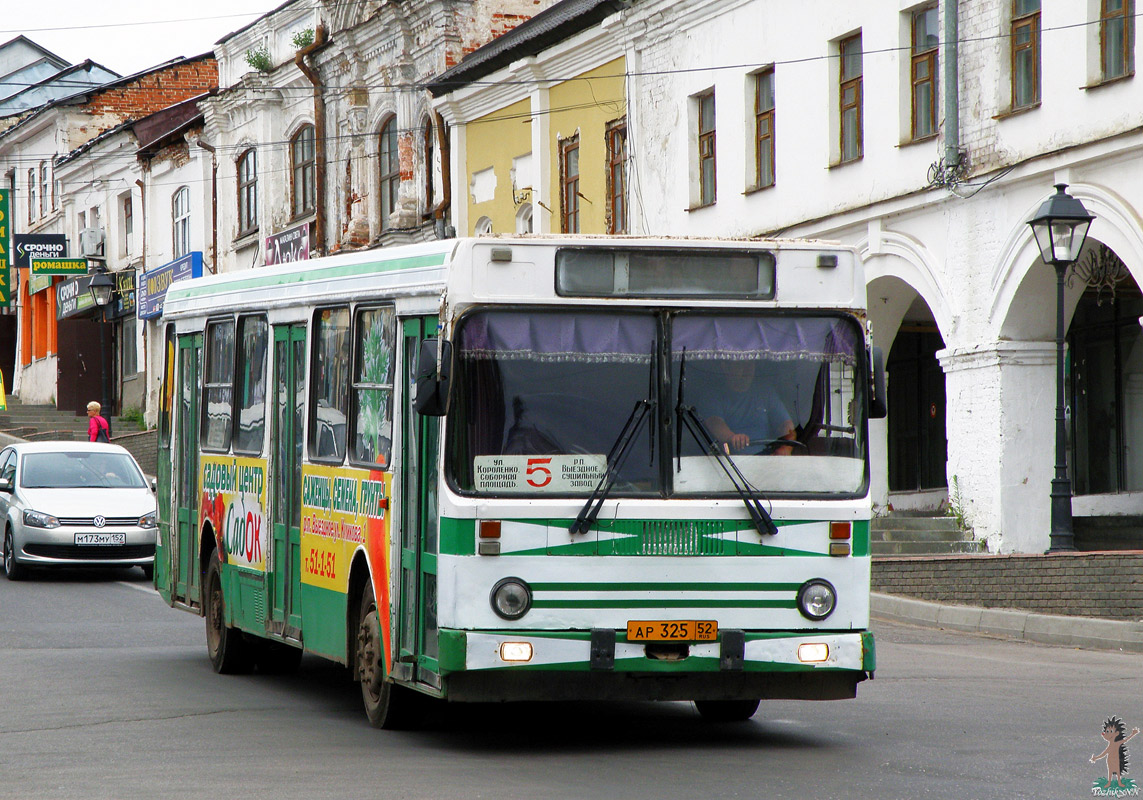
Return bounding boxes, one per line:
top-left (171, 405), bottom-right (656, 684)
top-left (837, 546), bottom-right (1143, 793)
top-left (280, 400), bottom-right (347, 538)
top-left (570, 346), bottom-right (657, 535)
top-left (675, 348), bottom-right (778, 537)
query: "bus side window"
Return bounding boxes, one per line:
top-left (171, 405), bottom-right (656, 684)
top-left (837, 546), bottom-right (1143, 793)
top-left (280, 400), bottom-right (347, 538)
top-left (233, 315), bottom-right (268, 455)
top-left (309, 306), bottom-right (350, 462)
top-left (159, 325), bottom-right (176, 447)
top-left (201, 318), bottom-right (235, 452)
top-left (351, 306), bottom-right (396, 468)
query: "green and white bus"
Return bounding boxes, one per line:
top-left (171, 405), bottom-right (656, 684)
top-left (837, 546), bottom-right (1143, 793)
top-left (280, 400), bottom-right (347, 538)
top-left (155, 236), bottom-right (885, 727)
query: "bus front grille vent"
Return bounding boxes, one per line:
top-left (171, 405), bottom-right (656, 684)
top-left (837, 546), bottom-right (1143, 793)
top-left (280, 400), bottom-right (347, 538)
top-left (624, 521), bottom-right (725, 556)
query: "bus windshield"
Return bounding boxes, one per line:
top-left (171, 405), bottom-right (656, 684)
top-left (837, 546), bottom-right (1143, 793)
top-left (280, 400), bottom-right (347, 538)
top-left (448, 309), bottom-right (866, 497)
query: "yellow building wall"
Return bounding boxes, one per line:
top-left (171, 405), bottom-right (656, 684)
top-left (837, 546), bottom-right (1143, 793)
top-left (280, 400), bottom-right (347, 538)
top-left (466, 97), bottom-right (532, 236)
top-left (547, 57), bottom-right (626, 234)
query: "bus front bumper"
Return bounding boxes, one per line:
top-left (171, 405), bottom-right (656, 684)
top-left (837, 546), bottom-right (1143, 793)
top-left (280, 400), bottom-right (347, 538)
top-left (437, 629), bottom-right (874, 703)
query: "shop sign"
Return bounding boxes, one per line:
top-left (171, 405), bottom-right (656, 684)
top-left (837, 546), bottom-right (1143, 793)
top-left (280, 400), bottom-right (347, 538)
top-left (56, 274), bottom-right (95, 320)
top-left (13, 234), bottom-right (66, 268)
top-left (138, 251), bottom-right (203, 320)
top-left (0, 190), bottom-right (9, 306)
top-left (31, 257), bottom-right (87, 276)
top-left (264, 222), bottom-right (310, 266)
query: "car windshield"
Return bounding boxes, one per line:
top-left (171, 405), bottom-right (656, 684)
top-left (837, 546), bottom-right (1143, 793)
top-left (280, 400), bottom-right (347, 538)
top-left (21, 452), bottom-right (146, 489)
top-left (448, 309), bottom-right (867, 497)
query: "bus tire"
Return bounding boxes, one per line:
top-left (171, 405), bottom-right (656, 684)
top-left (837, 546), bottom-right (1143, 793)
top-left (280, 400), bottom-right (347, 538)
top-left (205, 550), bottom-right (254, 674)
top-left (694, 699), bottom-right (760, 722)
top-left (356, 583), bottom-right (418, 729)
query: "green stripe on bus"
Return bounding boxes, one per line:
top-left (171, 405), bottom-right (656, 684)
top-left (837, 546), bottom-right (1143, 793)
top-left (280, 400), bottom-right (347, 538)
top-left (440, 518), bottom-right (475, 555)
top-left (852, 519), bottom-right (870, 557)
top-left (531, 599), bottom-right (797, 609)
top-left (170, 253), bottom-right (449, 299)
top-left (530, 581), bottom-right (801, 592)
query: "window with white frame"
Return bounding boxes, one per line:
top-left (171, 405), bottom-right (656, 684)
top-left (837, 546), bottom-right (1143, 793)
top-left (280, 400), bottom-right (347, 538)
top-left (237, 148), bottom-right (258, 236)
top-left (379, 117), bottom-right (399, 231)
top-left (291, 125), bottom-right (316, 218)
top-left (173, 187), bottom-right (191, 258)
top-left (120, 193), bottom-right (133, 257)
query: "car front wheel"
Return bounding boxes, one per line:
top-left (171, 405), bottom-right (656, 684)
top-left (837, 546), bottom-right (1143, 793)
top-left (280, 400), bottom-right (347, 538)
top-left (3, 529), bottom-right (26, 581)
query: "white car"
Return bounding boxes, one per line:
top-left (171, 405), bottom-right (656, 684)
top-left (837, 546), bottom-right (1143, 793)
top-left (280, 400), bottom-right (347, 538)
top-left (0, 442), bottom-right (158, 580)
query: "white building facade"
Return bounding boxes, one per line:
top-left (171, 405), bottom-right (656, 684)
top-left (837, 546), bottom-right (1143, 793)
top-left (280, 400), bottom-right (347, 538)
top-left (606, 0), bottom-right (1143, 553)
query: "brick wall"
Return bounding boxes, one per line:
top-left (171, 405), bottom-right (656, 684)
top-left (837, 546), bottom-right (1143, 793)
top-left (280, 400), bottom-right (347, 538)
top-left (873, 553), bottom-right (1143, 620)
top-left (83, 58), bottom-right (218, 119)
top-left (113, 429), bottom-right (159, 478)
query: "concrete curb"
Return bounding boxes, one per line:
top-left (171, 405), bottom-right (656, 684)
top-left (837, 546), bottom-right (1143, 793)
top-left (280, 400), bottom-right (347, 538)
top-left (871, 592), bottom-right (1143, 654)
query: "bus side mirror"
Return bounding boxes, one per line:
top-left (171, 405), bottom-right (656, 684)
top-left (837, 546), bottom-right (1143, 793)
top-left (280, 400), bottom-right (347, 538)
top-left (869, 346), bottom-right (887, 419)
top-left (415, 338), bottom-right (452, 416)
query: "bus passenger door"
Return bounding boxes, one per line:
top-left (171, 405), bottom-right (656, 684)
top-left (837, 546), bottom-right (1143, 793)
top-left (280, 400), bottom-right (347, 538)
top-left (173, 334), bottom-right (202, 608)
top-left (268, 324), bottom-right (306, 638)
top-left (397, 317), bottom-right (440, 688)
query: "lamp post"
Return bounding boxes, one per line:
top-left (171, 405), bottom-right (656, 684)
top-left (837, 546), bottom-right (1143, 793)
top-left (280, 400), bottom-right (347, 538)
top-left (88, 269), bottom-right (116, 418)
top-left (1026, 184), bottom-right (1095, 552)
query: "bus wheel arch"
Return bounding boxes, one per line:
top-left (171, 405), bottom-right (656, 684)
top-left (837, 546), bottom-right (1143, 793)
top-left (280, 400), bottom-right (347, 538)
top-left (204, 548), bottom-right (254, 674)
top-left (354, 576), bottom-right (419, 729)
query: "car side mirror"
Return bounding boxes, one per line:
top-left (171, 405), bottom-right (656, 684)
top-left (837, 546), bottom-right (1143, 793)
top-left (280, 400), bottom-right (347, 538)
top-left (150, 477), bottom-right (158, 493)
top-left (414, 338), bottom-right (452, 417)
top-left (869, 346), bottom-right (888, 420)
top-left (0, 476), bottom-right (11, 493)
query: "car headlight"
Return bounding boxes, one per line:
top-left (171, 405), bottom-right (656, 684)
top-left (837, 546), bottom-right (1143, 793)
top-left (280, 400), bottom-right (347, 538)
top-left (797, 579), bottom-right (837, 621)
top-left (23, 509), bottom-right (60, 529)
top-left (490, 577), bottom-right (532, 620)
top-left (138, 512), bottom-right (158, 529)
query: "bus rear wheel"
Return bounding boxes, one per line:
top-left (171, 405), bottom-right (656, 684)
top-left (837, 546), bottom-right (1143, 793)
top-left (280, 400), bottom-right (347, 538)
top-left (694, 699), bottom-right (760, 722)
top-left (205, 550), bottom-right (254, 674)
top-left (356, 583), bottom-right (418, 729)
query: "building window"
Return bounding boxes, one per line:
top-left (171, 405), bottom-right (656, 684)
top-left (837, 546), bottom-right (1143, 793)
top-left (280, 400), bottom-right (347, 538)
top-left (173, 187), bottom-right (191, 258)
top-left (1101, 0), bottom-right (1133, 81)
top-left (839, 33), bottom-right (864, 163)
top-left (27, 169), bottom-right (35, 224)
top-left (39, 162), bottom-right (49, 217)
top-left (1011, 0), bottom-right (1041, 109)
top-left (237, 149), bottom-right (258, 236)
top-left (697, 91), bottom-right (716, 206)
top-left (516, 204), bottom-right (533, 234)
top-left (379, 117), bottom-right (399, 231)
top-left (474, 216), bottom-right (493, 235)
top-left (753, 69), bottom-right (775, 189)
top-left (291, 125), bottom-right (316, 218)
top-left (911, 7), bottom-right (939, 139)
top-left (121, 316), bottom-right (139, 377)
top-left (121, 193), bottom-right (133, 256)
top-left (560, 134), bottom-right (580, 234)
top-left (606, 119), bottom-right (628, 234)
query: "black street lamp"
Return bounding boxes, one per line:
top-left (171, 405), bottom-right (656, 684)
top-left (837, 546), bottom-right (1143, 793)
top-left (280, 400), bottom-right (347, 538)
top-left (1026, 184), bottom-right (1095, 552)
top-left (87, 268), bottom-right (117, 418)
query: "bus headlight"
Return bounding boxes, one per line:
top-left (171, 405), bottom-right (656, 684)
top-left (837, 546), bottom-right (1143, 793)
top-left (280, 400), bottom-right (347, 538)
top-left (797, 579), bottom-right (837, 621)
top-left (490, 577), bottom-right (532, 620)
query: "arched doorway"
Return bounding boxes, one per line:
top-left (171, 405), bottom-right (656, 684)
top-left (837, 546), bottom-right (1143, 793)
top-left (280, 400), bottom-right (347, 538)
top-left (887, 296), bottom-right (947, 493)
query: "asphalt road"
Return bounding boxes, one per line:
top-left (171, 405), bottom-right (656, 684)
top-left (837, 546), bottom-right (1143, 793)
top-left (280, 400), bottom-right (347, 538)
top-left (0, 568), bottom-right (1139, 800)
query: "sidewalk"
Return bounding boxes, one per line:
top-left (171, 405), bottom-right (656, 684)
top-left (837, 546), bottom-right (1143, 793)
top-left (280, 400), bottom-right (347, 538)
top-left (872, 592), bottom-right (1143, 654)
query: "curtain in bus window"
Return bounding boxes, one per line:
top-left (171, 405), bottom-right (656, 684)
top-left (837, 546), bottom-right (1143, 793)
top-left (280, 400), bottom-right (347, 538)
top-left (234, 317), bottom-right (268, 455)
top-left (202, 320), bottom-right (235, 451)
top-left (671, 313), bottom-right (865, 495)
top-left (352, 307), bottom-right (395, 468)
top-left (311, 308), bottom-right (350, 461)
top-left (452, 310), bottom-right (656, 494)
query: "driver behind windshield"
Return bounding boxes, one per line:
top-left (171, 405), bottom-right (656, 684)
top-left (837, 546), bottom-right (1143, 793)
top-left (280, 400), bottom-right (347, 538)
top-left (700, 358), bottom-right (796, 456)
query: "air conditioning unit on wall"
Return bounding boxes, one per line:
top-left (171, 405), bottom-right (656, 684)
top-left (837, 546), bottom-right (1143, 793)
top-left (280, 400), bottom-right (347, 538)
top-left (79, 227), bottom-right (104, 257)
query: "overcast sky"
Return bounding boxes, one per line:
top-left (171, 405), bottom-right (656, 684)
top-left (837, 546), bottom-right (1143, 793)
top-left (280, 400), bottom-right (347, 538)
top-left (3, 1), bottom-right (270, 78)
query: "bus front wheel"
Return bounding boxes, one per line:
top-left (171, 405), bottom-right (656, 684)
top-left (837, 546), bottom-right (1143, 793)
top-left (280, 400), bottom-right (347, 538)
top-left (694, 699), bottom-right (760, 722)
top-left (205, 550), bottom-right (254, 674)
top-left (356, 583), bottom-right (418, 729)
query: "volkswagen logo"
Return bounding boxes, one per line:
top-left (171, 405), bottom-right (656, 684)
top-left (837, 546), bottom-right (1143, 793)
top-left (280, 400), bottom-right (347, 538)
top-left (93, 515), bottom-right (106, 528)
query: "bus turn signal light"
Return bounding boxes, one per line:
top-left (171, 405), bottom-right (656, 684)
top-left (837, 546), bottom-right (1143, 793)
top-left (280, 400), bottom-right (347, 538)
top-left (480, 520), bottom-right (502, 539)
top-left (829, 521), bottom-right (851, 539)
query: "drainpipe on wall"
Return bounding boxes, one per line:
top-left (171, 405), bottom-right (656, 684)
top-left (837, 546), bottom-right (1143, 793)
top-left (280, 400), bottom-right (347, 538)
top-left (943, 0), bottom-right (960, 170)
top-left (296, 25), bottom-right (329, 255)
top-left (196, 139), bottom-right (219, 274)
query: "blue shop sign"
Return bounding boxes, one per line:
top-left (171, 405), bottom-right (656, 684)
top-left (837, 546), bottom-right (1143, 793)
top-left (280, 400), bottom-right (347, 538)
top-left (138, 252), bottom-right (203, 319)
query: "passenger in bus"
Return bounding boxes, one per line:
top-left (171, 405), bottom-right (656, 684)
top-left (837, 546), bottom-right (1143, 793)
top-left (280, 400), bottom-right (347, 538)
top-left (702, 359), bottom-right (796, 456)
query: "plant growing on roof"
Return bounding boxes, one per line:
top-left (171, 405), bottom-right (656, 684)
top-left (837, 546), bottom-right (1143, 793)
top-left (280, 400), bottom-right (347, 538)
top-left (291, 28), bottom-right (315, 50)
top-left (244, 45), bottom-right (273, 74)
